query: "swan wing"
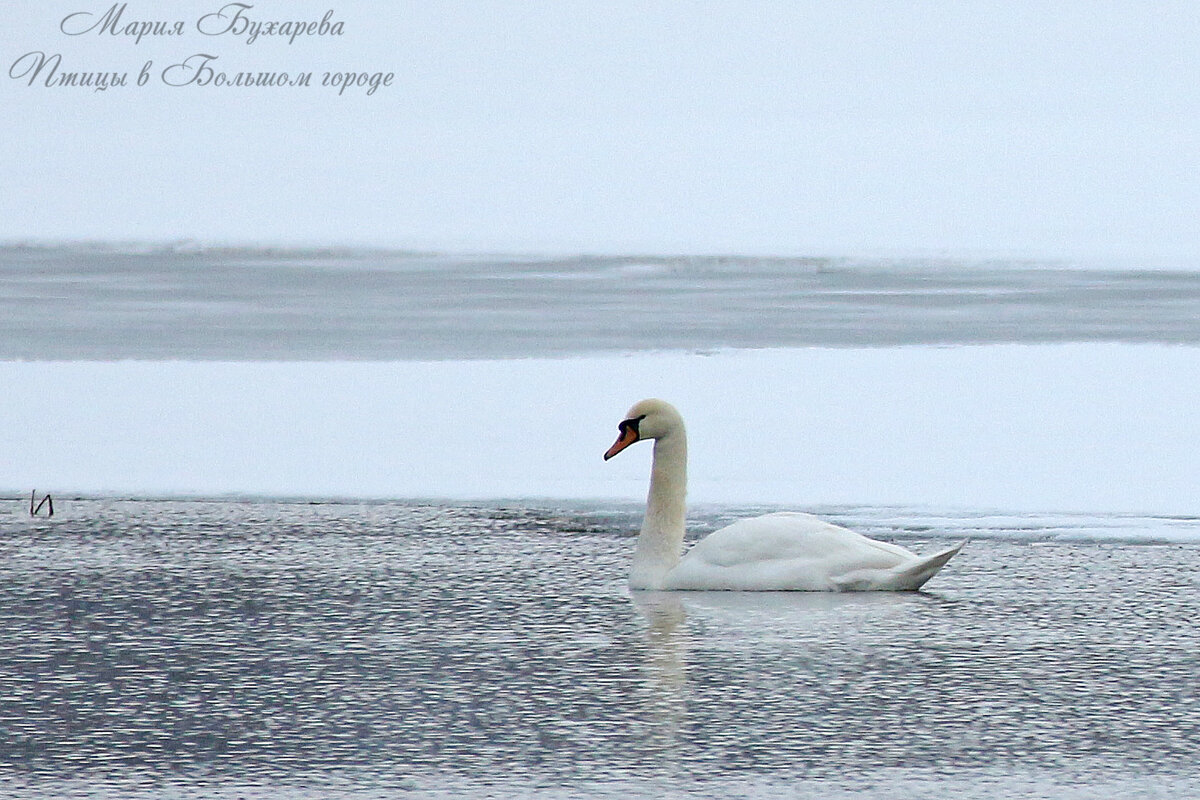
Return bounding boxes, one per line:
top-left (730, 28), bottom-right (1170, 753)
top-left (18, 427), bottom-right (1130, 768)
top-left (828, 540), bottom-right (966, 591)
top-left (665, 512), bottom-right (959, 591)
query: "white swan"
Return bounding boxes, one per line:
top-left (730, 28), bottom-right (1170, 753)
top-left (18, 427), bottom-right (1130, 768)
top-left (604, 399), bottom-right (964, 591)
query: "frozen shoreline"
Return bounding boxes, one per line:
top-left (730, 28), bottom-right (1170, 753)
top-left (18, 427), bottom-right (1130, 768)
top-left (4, 344), bottom-right (1199, 515)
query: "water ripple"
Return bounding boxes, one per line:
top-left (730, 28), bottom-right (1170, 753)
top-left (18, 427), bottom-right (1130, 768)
top-left (0, 499), bottom-right (1197, 798)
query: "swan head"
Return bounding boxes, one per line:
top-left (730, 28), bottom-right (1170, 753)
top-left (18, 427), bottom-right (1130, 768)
top-left (604, 398), bottom-right (684, 460)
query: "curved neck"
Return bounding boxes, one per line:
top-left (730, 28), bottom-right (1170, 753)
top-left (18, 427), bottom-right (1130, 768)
top-left (630, 429), bottom-right (687, 589)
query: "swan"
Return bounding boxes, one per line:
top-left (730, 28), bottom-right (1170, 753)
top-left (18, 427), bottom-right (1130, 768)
top-left (604, 398), bottom-right (964, 591)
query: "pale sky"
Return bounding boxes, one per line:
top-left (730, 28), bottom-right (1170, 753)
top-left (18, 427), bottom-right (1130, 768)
top-left (3, 1), bottom-right (1198, 259)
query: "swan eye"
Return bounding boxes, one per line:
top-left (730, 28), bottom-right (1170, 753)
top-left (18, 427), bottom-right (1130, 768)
top-left (619, 414), bottom-right (647, 436)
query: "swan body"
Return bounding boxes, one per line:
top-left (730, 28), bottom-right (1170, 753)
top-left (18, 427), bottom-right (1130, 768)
top-left (604, 399), bottom-right (963, 592)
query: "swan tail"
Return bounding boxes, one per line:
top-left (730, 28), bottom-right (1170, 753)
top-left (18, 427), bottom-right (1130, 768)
top-left (830, 540), bottom-right (966, 592)
top-left (891, 540), bottom-right (966, 590)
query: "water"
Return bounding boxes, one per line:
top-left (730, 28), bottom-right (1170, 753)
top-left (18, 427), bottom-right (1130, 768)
top-left (1, 499), bottom-right (1198, 799)
top-left (5, 245), bottom-right (1200, 796)
top-left (5, 245), bottom-right (1200, 360)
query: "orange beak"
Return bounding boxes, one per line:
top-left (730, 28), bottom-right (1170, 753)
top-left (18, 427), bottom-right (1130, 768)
top-left (604, 425), bottom-right (640, 460)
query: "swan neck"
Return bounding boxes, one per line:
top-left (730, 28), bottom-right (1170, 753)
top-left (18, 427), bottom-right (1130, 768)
top-left (631, 430), bottom-right (687, 589)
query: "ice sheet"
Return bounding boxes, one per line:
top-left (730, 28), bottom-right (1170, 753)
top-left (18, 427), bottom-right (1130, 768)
top-left (3, 344), bottom-right (1199, 514)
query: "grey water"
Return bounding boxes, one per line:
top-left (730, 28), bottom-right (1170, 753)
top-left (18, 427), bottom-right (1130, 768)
top-left (1, 499), bottom-right (1198, 799)
top-left (4, 244), bottom-right (1200, 360)
top-left (5, 244), bottom-right (1200, 798)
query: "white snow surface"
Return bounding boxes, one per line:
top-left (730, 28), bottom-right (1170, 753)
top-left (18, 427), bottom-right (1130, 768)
top-left (3, 344), bottom-right (1199, 515)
